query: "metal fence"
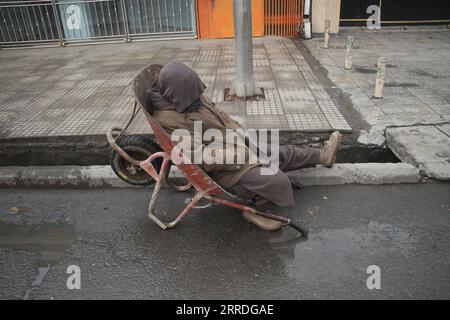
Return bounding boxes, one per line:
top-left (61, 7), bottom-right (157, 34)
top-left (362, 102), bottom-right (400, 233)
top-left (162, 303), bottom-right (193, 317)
top-left (56, 0), bottom-right (125, 42)
top-left (126, 0), bottom-right (196, 40)
top-left (0, 0), bottom-right (197, 47)
top-left (264, 0), bottom-right (303, 38)
top-left (0, 1), bottom-right (61, 46)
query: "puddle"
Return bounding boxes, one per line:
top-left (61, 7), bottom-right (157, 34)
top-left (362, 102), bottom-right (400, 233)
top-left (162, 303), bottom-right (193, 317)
top-left (0, 222), bottom-right (76, 265)
top-left (271, 222), bottom-right (414, 280)
top-left (267, 227), bottom-right (308, 255)
top-left (0, 221), bottom-right (76, 299)
top-left (269, 227), bottom-right (308, 245)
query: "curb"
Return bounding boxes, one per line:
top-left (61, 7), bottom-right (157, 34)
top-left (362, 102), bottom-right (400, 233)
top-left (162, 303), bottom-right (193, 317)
top-left (0, 166), bottom-right (130, 188)
top-left (0, 163), bottom-right (420, 188)
top-left (288, 163), bottom-right (420, 186)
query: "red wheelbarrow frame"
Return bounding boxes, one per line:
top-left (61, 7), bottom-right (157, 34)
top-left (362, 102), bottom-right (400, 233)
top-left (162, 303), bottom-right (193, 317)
top-left (107, 64), bottom-right (308, 237)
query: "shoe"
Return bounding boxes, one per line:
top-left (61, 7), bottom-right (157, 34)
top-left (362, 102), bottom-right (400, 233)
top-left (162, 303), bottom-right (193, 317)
top-left (242, 211), bottom-right (283, 231)
top-left (319, 131), bottom-right (342, 168)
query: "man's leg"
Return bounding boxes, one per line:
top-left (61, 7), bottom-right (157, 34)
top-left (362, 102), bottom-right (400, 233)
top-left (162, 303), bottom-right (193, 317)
top-left (231, 166), bottom-right (295, 208)
top-left (231, 131), bottom-right (342, 208)
top-left (278, 145), bottom-right (320, 172)
top-left (278, 131), bottom-right (342, 172)
top-left (230, 166), bottom-right (292, 231)
top-left (230, 131), bottom-right (341, 230)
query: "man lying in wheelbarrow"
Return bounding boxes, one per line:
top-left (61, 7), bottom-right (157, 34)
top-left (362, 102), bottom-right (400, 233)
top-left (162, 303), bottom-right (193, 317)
top-left (147, 62), bottom-right (341, 231)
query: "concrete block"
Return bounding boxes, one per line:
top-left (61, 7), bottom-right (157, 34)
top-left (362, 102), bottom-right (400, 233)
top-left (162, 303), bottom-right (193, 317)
top-left (357, 126), bottom-right (386, 146)
top-left (386, 125), bottom-right (450, 180)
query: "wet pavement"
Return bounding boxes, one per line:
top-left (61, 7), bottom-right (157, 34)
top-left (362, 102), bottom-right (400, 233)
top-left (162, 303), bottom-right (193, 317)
top-left (0, 183), bottom-right (449, 299)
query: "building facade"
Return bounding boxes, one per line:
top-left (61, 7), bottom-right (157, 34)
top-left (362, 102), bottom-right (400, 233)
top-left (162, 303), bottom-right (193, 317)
top-left (1, 0), bottom-right (449, 48)
top-left (312, 0), bottom-right (450, 33)
top-left (0, 0), bottom-right (303, 47)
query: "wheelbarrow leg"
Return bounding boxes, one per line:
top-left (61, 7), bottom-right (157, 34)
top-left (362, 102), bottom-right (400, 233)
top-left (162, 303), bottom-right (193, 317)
top-left (164, 192), bottom-right (203, 228)
top-left (147, 188), bottom-right (203, 230)
top-left (140, 151), bottom-right (203, 230)
top-left (147, 178), bottom-right (167, 229)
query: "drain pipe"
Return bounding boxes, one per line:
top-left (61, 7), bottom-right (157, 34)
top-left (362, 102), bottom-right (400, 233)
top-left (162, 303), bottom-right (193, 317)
top-left (302, 0), bottom-right (312, 39)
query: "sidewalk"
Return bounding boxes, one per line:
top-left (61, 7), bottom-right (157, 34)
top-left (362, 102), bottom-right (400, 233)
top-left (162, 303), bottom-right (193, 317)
top-left (2, 30), bottom-right (449, 180)
top-left (0, 36), bottom-right (351, 139)
top-left (304, 29), bottom-right (450, 179)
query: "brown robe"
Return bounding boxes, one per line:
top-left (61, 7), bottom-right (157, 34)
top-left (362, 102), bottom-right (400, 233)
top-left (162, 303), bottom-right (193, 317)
top-left (153, 95), bottom-right (258, 189)
top-left (149, 61), bottom-right (320, 208)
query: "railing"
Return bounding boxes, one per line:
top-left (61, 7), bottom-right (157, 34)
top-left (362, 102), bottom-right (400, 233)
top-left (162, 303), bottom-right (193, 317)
top-left (56, 0), bottom-right (125, 43)
top-left (0, 0), bottom-right (197, 47)
top-left (0, 1), bottom-right (61, 46)
top-left (126, 0), bottom-right (196, 40)
top-left (264, 0), bottom-right (303, 38)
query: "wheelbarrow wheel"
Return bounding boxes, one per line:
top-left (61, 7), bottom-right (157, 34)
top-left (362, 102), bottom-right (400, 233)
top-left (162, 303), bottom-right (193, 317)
top-left (110, 135), bottom-right (162, 186)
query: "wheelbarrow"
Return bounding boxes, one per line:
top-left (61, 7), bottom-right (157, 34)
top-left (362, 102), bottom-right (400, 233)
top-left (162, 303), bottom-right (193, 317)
top-left (107, 64), bottom-right (309, 237)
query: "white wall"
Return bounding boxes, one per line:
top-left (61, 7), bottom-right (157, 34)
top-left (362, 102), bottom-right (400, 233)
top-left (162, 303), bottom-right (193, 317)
top-left (311, 0), bottom-right (341, 34)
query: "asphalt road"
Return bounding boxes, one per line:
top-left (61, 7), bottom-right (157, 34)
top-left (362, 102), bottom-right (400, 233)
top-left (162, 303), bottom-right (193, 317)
top-left (0, 182), bottom-right (449, 300)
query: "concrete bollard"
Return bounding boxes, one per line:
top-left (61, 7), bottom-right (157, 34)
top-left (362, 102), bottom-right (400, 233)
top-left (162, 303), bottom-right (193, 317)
top-left (374, 57), bottom-right (386, 99)
top-left (323, 19), bottom-right (330, 49)
top-left (344, 36), bottom-right (354, 70)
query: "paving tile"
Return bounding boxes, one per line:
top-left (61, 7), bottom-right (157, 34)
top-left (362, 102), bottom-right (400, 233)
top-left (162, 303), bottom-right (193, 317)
top-left (286, 112), bottom-right (331, 131)
top-left (427, 104), bottom-right (450, 116)
top-left (282, 100), bottom-right (322, 113)
top-left (0, 37), bottom-right (351, 137)
top-left (386, 125), bottom-right (450, 179)
top-left (304, 30), bottom-right (450, 130)
top-left (245, 115), bottom-right (289, 130)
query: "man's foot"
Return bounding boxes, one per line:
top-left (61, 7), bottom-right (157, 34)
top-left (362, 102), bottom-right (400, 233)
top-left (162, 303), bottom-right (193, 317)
top-left (320, 131), bottom-right (342, 168)
top-left (242, 211), bottom-right (283, 231)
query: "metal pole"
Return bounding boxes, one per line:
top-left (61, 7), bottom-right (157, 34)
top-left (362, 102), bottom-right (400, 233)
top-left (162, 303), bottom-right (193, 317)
top-left (120, 0), bottom-right (130, 42)
top-left (374, 57), bottom-right (386, 99)
top-left (51, 0), bottom-right (64, 47)
top-left (344, 36), bottom-right (353, 70)
top-left (230, 0), bottom-right (260, 98)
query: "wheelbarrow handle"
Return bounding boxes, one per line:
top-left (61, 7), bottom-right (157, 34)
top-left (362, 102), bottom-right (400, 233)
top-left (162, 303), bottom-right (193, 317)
top-left (289, 221), bottom-right (309, 238)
